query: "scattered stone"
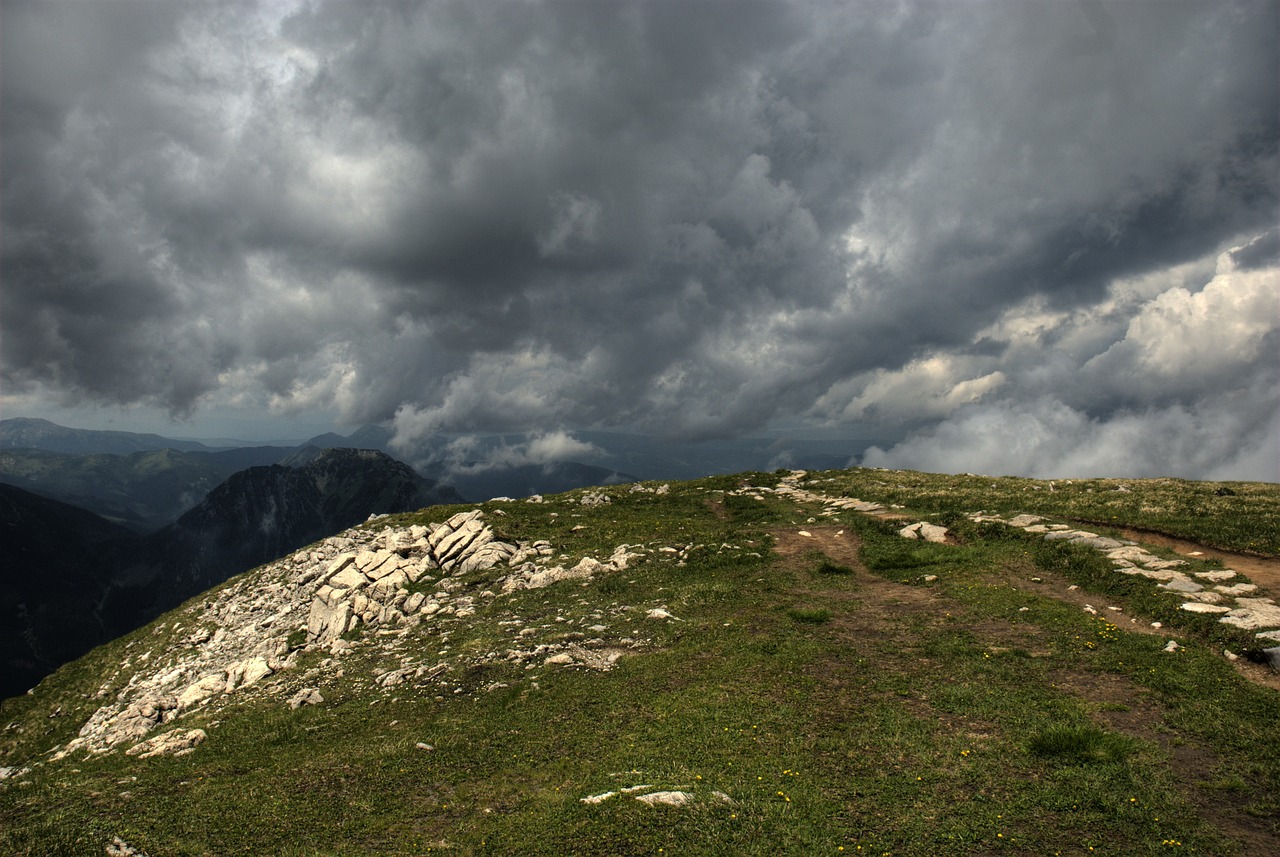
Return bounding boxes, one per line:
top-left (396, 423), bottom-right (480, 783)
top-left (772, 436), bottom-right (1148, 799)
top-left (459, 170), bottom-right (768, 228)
top-left (1163, 641), bottom-right (1181, 653)
top-left (645, 608), bottom-right (681, 621)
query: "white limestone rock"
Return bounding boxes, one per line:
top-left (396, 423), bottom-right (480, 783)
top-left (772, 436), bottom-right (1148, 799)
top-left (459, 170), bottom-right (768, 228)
top-left (289, 688), bottom-right (324, 709)
top-left (125, 728), bottom-right (207, 759)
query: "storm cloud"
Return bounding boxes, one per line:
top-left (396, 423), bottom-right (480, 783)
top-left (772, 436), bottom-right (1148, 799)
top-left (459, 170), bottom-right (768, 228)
top-left (3, 0), bottom-right (1277, 479)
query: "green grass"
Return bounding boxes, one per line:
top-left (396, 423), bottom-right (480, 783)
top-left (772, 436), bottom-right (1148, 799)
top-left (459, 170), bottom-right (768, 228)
top-left (2, 466), bottom-right (1278, 855)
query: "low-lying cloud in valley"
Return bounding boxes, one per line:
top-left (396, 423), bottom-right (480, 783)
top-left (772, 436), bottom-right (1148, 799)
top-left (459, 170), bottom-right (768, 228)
top-left (2, 0), bottom-right (1276, 480)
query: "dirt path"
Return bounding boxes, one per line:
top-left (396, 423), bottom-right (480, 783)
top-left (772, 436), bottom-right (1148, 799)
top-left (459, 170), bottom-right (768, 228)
top-left (769, 523), bottom-right (1280, 852)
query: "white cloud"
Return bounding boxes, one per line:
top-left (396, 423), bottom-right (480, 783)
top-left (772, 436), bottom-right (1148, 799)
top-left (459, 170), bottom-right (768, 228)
top-left (863, 392), bottom-right (1279, 482)
top-left (814, 356), bottom-right (1005, 426)
top-left (1082, 250), bottom-right (1278, 394)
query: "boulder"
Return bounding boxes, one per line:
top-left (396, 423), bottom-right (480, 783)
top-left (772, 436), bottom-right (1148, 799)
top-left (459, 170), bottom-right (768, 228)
top-left (288, 688), bottom-right (324, 709)
top-left (307, 592), bottom-right (353, 645)
top-left (898, 522), bottom-right (949, 543)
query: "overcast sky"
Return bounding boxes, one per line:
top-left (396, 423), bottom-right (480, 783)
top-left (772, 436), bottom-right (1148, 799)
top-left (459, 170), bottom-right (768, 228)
top-left (2, 0), bottom-right (1277, 480)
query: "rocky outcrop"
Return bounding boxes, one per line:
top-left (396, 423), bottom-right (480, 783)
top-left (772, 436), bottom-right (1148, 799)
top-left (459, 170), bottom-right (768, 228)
top-left (52, 507), bottom-right (644, 759)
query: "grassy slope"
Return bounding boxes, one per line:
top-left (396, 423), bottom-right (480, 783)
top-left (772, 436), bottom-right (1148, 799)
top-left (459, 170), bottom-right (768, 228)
top-left (1, 468), bottom-right (1278, 856)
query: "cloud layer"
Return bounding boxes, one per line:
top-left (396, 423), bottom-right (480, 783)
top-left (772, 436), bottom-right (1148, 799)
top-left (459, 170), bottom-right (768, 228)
top-left (3, 1), bottom-right (1277, 479)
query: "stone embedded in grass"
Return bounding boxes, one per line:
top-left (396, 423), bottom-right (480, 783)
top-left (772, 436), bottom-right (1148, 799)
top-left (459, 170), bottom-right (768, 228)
top-left (1219, 598), bottom-right (1280, 631)
top-left (1179, 602), bottom-right (1230, 614)
top-left (580, 791), bottom-right (617, 804)
top-left (898, 522), bottom-right (949, 543)
top-left (634, 790), bottom-right (695, 807)
top-left (1157, 578), bottom-right (1204, 594)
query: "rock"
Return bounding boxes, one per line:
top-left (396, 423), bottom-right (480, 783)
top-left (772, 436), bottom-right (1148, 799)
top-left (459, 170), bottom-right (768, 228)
top-left (1194, 570), bottom-right (1238, 581)
top-left (176, 674), bottom-right (226, 708)
top-left (365, 553), bottom-right (405, 581)
top-left (580, 492), bottom-right (611, 506)
top-left (635, 790), bottom-right (694, 807)
top-left (328, 565), bottom-right (369, 591)
top-left (289, 688), bottom-right (324, 709)
top-left (322, 553), bottom-right (356, 580)
top-left (225, 657), bottom-right (273, 692)
top-left (1179, 602), bottom-right (1231, 614)
top-left (646, 608), bottom-right (680, 621)
top-left (125, 728), bottom-right (207, 758)
top-left (106, 836), bottom-right (152, 857)
top-left (1008, 514), bottom-right (1045, 527)
top-left (1075, 537), bottom-right (1126, 550)
top-left (1163, 641), bottom-right (1181, 652)
top-left (1157, 578), bottom-right (1203, 594)
top-left (1215, 583), bottom-right (1259, 596)
top-left (307, 591), bottom-right (353, 645)
top-left (544, 653), bottom-right (575, 666)
top-left (898, 522), bottom-right (948, 543)
top-left (1220, 599), bottom-right (1280, 631)
top-left (1107, 546), bottom-right (1158, 565)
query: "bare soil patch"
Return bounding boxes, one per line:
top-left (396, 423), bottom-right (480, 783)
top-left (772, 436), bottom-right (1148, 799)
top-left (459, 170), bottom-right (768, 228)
top-left (1054, 669), bottom-right (1280, 852)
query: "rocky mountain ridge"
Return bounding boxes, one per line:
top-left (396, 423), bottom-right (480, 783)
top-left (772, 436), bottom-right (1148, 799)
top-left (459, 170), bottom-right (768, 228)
top-left (50, 504), bottom-right (645, 760)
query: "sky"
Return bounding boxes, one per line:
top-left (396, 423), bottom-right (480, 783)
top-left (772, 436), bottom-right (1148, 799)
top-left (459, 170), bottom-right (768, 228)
top-left (2, 0), bottom-right (1278, 480)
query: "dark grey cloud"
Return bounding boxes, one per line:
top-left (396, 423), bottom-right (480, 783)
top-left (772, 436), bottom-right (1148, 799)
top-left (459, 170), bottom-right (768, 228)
top-left (3, 0), bottom-right (1277, 478)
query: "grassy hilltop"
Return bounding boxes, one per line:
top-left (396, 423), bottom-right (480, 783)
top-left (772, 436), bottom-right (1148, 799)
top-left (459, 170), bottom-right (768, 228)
top-left (2, 467), bottom-right (1278, 856)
